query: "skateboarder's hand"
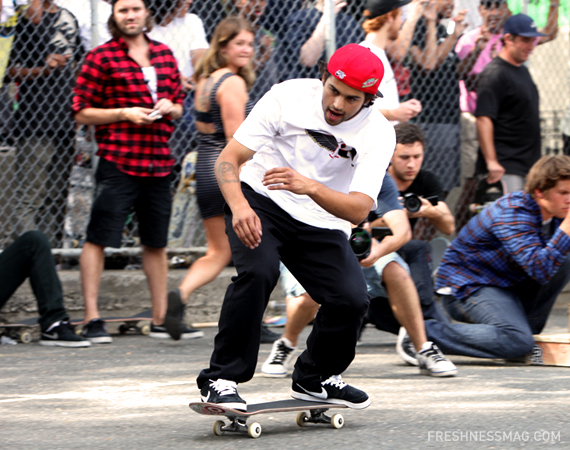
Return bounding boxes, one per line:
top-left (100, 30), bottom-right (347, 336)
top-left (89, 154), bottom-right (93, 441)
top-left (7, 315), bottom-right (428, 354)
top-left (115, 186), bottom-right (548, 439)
top-left (262, 167), bottom-right (315, 196)
top-left (486, 160), bottom-right (505, 184)
top-left (232, 204), bottom-right (263, 249)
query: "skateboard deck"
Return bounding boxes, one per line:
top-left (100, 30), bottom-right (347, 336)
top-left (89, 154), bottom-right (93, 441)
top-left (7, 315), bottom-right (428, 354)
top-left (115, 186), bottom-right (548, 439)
top-left (72, 310), bottom-right (153, 336)
top-left (468, 178), bottom-right (506, 214)
top-left (167, 151), bottom-right (205, 249)
top-left (0, 317), bottom-right (40, 343)
top-left (190, 399), bottom-right (349, 438)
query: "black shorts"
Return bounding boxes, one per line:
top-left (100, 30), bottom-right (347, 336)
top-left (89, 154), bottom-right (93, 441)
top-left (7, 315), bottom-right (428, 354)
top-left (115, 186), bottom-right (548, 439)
top-left (86, 158), bottom-right (172, 248)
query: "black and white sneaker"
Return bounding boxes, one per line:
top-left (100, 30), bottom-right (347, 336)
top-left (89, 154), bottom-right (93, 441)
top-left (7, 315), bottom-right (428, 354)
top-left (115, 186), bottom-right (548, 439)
top-left (149, 323), bottom-right (204, 339)
top-left (396, 327), bottom-right (418, 366)
top-left (80, 319), bottom-right (113, 344)
top-left (200, 379), bottom-right (247, 411)
top-left (165, 289), bottom-right (185, 340)
top-left (261, 337), bottom-right (296, 377)
top-left (40, 321), bottom-right (91, 348)
top-left (291, 375), bottom-right (370, 409)
top-left (417, 342), bottom-right (458, 377)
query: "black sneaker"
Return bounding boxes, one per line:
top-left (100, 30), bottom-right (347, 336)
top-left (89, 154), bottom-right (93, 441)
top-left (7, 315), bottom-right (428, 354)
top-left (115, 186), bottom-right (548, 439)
top-left (291, 375), bottom-right (370, 409)
top-left (165, 288), bottom-right (185, 340)
top-left (149, 323), bottom-right (204, 339)
top-left (81, 319), bottom-right (112, 344)
top-left (396, 327), bottom-right (418, 366)
top-left (260, 323), bottom-right (280, 344)
top-left (40, 321), bottom-right (91, 348)
top-left (200, 379), bottom-right (247, 411)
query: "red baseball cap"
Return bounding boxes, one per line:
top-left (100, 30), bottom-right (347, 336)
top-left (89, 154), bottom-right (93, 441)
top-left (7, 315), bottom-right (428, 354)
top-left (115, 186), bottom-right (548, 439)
top-left (327, 44), bottom-right (384, 97)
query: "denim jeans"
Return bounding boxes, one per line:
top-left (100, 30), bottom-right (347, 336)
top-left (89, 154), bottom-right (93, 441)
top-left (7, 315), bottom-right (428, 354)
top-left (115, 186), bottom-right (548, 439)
top-left (425, 254), bottom-right (570, 359)
top-left (0, 231), bottom-right (67, 331)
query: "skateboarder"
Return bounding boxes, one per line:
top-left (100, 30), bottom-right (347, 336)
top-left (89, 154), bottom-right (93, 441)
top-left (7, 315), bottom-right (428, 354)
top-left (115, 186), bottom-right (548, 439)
top-left (193, 43), bottom-right (394, 411)
top-left (0, 231), bottom-right (90, 347)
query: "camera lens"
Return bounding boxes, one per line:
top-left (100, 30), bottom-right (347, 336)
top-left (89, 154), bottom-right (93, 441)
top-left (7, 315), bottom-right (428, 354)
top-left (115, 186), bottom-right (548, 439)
top-left (350, 227), bottom-right (372, 260)
top-left (404, 193), bottom-right (421, 213)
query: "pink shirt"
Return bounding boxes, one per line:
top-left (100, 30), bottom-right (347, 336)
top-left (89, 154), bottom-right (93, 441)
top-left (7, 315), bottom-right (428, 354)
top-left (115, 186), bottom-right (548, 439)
top-left (455, 27), bottom-right (503, 113)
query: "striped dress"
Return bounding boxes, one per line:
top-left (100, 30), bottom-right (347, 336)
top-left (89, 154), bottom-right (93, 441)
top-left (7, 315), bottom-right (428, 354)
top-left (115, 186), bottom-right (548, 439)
top-left (195, 72), bottom-right (253, 219)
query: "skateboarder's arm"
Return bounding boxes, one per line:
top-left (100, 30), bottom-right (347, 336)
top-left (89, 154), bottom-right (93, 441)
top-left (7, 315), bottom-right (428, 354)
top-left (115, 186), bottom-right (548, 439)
top-left (477, 115), bottom-right (505, 184)
top-left (262, 167), bottom-right (374, 225)
top-left (215, 139), bottom-right (261, 249)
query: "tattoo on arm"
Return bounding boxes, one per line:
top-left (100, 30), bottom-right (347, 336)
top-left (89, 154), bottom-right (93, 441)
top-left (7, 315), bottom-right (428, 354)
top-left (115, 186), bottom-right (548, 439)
top-left (217, 162), bottom-right (240, 185)
top-left (198, 76), bottom-right (213, 111)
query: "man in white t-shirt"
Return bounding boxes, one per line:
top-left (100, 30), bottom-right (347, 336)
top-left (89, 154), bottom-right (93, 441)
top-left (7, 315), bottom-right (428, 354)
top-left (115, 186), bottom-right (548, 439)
top-left (360, 0), bottom-right (424, 125)
top-left (195, 44), bottom-right (394, 411)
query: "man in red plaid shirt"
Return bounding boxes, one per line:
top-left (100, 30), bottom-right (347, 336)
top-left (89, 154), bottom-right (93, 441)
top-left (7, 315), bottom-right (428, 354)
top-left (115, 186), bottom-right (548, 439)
top-left (72, 0), bottom-right (186, 344)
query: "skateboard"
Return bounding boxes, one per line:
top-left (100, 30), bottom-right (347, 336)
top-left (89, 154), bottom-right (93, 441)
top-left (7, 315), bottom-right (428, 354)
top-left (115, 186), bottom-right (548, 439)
top-left (167, 151), bottom-right (205, 249)
top-left (190, 399), bottom-right (348, 439)
top-left (72, 310), bottom-right (153, 336)
top-left (468, 177), bottom-right (506, 215)
top-left (0, 317), bottom-right (40, 343)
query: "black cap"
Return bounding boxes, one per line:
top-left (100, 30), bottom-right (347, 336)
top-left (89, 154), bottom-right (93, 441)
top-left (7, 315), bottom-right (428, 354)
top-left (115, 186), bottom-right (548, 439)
top-left (363, 0), bottom-right (412, 20)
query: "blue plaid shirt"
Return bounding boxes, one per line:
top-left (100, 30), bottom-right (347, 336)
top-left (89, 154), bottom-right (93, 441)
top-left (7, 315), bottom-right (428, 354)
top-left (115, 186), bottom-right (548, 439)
top-left (436, 191), bottom-right (570, 301)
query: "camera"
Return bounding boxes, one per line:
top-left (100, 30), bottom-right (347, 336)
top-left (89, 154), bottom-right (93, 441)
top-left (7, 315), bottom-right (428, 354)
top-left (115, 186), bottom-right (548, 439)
top-left (349, 227), bottom-right (393, 260)
top-left (402, 193), bottom-right (439, 213)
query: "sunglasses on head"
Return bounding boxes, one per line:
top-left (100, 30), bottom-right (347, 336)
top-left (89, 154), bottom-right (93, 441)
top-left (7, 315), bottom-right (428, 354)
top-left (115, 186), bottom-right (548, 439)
top-left (481, 0), bottom-right (504, 9)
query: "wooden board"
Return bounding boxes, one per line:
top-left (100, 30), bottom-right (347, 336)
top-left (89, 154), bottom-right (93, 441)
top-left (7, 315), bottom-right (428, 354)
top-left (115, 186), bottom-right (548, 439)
top-left (529, 334), bottom-right (570, 367)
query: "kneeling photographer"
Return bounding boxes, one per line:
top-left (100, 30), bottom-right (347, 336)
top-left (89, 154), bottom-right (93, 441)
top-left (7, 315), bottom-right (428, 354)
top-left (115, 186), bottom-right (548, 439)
top-left (386, 122), bottom-right (456, 325)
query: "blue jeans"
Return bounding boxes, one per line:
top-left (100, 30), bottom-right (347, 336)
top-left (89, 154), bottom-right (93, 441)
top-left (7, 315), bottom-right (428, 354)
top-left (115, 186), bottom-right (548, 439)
top-left (425, 254), bottom-right (570, 359)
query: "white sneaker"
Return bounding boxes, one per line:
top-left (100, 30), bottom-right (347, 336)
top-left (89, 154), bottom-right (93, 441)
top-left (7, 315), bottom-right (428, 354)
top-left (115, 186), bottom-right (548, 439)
top-left (396, 327), bottom-right (418, 366)
top-left (417, 342), bottom-right (458, 377)
top-left (261, 337), bottom-right (296, 377)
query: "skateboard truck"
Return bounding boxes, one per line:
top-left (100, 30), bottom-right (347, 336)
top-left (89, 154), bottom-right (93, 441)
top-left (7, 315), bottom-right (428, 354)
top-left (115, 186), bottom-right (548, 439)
top-left (296, 408), bottom-right (344, 428)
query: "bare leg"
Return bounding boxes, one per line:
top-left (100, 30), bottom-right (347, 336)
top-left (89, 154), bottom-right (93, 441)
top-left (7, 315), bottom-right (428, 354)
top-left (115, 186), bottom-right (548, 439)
top-left (382, 261), bottom-right (427, 351)
top-left (80, 242), bottom-right (105, 323)
top-left (143, 246), bottom-right (168, 325)
top-left (178, 215), bottom-right (232, 302)
top-left (282, 293), bottom-right (320, 347)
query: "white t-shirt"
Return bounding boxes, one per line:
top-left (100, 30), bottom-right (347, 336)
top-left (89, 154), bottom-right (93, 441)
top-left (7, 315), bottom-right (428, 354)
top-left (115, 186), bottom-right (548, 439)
top-left (142, 66), bottom-right (158, 103)
top-left (359, 41), bottom-right (399, 125)
top-left (149, 14), bottom-right (209, 78)
top-left (236, 79), bottom-right (395, 237)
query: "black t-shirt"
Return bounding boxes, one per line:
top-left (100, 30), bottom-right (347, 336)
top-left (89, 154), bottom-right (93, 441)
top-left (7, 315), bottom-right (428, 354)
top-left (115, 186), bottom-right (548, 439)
top-left (9, 9), bottom-right (84, 137)
top-left (408, 18), bottom-right (460, 124)
top-left (399, 169), bottom-right (443, 230)
top-left (474, 57), bottom-right (541, 177)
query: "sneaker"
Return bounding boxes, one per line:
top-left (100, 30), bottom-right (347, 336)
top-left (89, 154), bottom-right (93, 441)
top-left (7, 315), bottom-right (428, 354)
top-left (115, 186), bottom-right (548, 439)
top-left (200, 379), bottom-right (247, 411)
top-left (165, 289), bottom-right (185, 340)
top-left (261, 337), bottom-right (296, 377)
top-left (417, 342), bottom-right (458, 377)
top-left (40, 321), bottom-right (91, 348)
top-left (396, 327), bottom-right (418, 366)
top-left (149, 323), bottom-right (204, 339)
top-left (80, 319), bottom-right (112, 344)
top-left (291, 375), bottom-right (370, 409)
top-left (260, 323), bottom-right (280, 344)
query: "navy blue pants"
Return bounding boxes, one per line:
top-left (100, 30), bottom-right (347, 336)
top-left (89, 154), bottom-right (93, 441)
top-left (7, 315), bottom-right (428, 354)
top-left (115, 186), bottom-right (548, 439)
top-left (197, 187), bottom-right (370, 388)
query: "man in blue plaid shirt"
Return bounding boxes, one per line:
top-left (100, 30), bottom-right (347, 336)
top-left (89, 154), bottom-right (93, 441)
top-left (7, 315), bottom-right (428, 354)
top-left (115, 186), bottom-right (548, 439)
top-left (427, 155), bottom-right (570, 360)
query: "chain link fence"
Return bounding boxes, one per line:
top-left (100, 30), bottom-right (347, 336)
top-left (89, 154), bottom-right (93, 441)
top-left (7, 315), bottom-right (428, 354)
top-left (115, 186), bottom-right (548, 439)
top-left (0, 0), bottom-right (568, 253)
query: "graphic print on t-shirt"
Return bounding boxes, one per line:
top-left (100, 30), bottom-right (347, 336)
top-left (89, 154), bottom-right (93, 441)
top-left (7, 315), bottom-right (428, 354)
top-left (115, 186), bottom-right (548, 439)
top-left (305, 129), bottom-right (357, 161)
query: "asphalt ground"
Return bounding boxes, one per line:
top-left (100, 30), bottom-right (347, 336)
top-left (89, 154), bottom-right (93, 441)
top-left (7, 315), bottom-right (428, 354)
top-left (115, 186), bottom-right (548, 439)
top-left (1, 295), bottom-right (569, 450)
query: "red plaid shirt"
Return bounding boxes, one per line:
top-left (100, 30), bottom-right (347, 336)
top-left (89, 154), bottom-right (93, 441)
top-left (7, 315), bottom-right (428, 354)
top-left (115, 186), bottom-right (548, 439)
top-left (72, 36), bottom-right (183, 177)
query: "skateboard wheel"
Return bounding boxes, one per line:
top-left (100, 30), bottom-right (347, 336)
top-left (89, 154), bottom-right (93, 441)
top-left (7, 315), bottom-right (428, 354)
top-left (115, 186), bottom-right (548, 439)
top-left (19, 332), bottom-right (32, 344)
top-left (296, 411), bottom-right (308, 427)
top-left (212, 420), bottom-right (225, 436)
top-left (248, 422), bottom-right (262, 439)
top-left (331, 414), bottom-right (344, 429)
top-left (140, 324), bottom-right (151, 336)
